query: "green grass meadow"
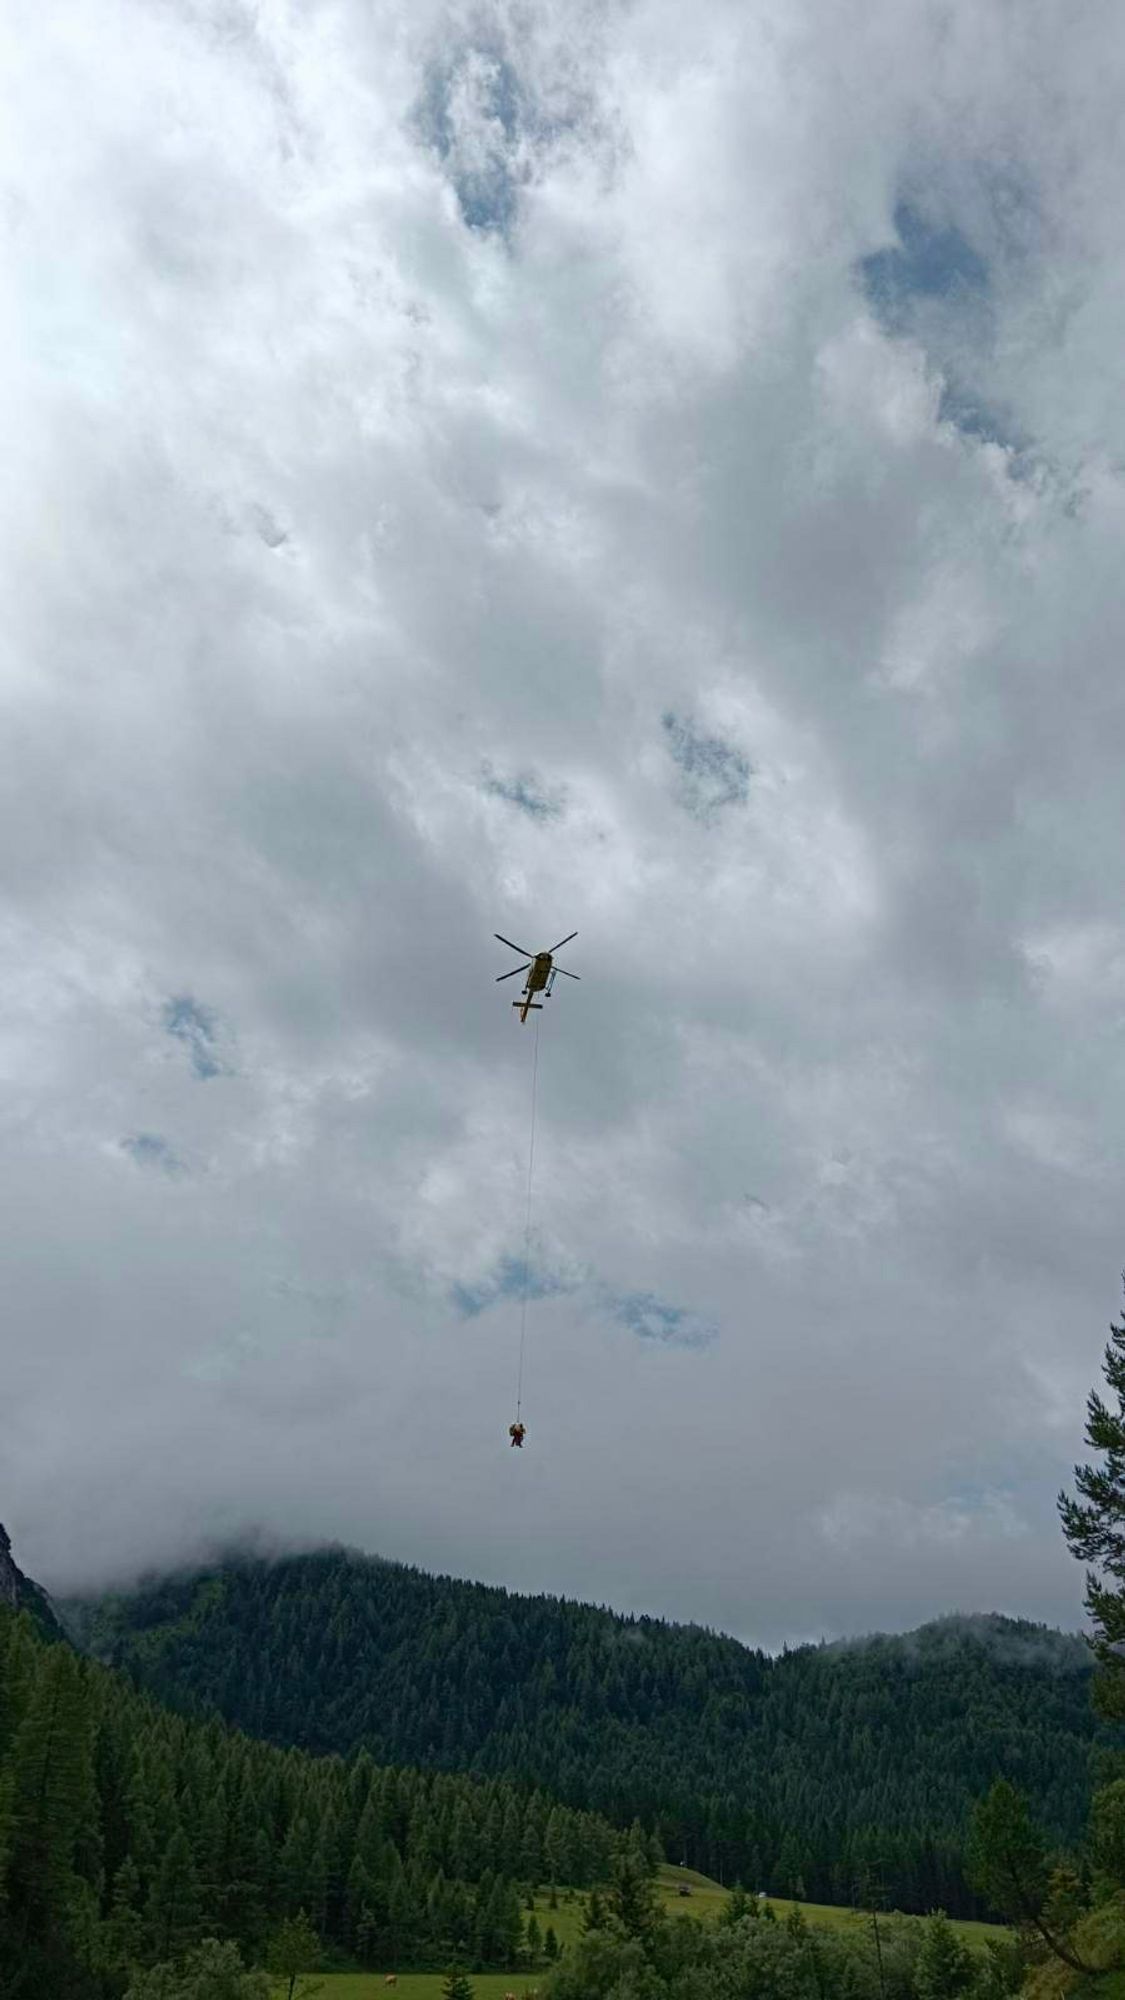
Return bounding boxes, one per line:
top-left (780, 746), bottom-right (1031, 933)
top-left (271, 1980), bottom-right (543, 2000)
top-left (530, 1867), bottom-right (1004, 1950)
top-left (650, 1865), bottom-right (1006, 1948)
top-left (274, 1865), bottom-right (1010, 1995)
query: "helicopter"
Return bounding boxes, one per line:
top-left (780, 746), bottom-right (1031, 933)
top-left (495, 931), bottom-right (579, 1022)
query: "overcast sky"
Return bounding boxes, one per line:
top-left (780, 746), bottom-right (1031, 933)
top-left (6, 0), bottom-right (1125, 1648)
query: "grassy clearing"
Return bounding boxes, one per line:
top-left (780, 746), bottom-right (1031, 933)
top-left (272, 1866), bottom-right (1011, 1993)
top-left (270, 1981), bottom-right (543, 2000)
top-left (526, 1866), bottom-right (1007, 1951)
top-left (649, 1866), bottom-right (1006, 1949)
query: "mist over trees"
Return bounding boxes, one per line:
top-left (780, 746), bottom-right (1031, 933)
top-left (74, 1552), bottom-right (1110, 1916)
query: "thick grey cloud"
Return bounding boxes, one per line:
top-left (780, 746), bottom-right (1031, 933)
top-left (4, 0), bottom-right (1125, 1647)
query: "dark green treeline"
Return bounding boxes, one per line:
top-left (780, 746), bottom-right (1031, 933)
top-left (75, 1549), bottom-right (1113, 1918)
top-left (0, 1605), bottom-right (615, 1999)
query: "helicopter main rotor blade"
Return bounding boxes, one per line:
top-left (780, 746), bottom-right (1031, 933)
top-left (554, 967), bottom-right (580, 980)
top-left (496, 964), bottom-right (531, 982)
top-left (495, 933), bottom-right (534, 957)
top-left (547, 930), bottom-right (578, 954)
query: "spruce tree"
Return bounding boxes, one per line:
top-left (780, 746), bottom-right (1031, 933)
top-left (279, 1814), bottom-right (313, 1918)
top-left (582, 1886), bottom-right (607, 1932)
top-left (1060, 1295), bottom-right (1125, 1718)
top-left (105, 1853), bottom-right (145, 1975)
top-left (608, 1848), bottom-right (659, 1941)
top-left (265, 1908), bottom-right (323, 2000)
top-left (914, 1913), bottom-right (974, 2000)
top-left (150, 1825), bottom-right (203, 1960)
top-left (490, 1877), bottom-right (524, 1965)
top-left (967, 1782), bottom-right (1090, 1972)
top-left (719, 1884), bottom-right (752, 1927)
top-left (4, 1641), bottom-right (95, 1963)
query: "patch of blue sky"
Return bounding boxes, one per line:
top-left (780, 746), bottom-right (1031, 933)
top-left (480, 762), bottom-right (563, 821)
top-left (415, 45), bottom-right (524, 237)
top-left (662, 712), bottom-right (751, 821)
top-left (451, 1255), bottom-right (572, 1319)
top-left (414, 32), bottom-right (586, 240)
top-left (859, 199), bottom-right (989, 336)
top-left (451, 1262), bottom-right (716, 1352)
top-left (854, 197), bottom-right (1040, 457)
top-left (936, 378), bottom-right (1028, 458)
top-left (603, 1287), bottom-right (717, 1350)
top-left (163, 994), bottom-right (228, 1080)
top-left (121, 1132), bottom-right (185, 1176)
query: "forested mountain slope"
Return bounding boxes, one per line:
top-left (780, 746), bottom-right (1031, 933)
top-left (70, 1546), bottom-right (1111, 1917)
top-left (0, 1597), bottom-right (617, 1998)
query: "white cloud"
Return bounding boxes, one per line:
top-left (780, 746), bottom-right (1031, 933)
top-left (818, 1490), bottom-right (1030, 1554)
top-left (3, 0), bottom-right (1124, 1645)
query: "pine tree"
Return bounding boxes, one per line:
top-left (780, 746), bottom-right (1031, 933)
top-left (346, 1852), bottom-right (376, 1946)
top-left (1089, 1778), bottom-right (1125, 1887)
top-left (448, 1797), bottom-right (480, 1881)
top-left (914, 1913), bottom-right (974, 2000)
top-left (543, 1808), bottom-right (567, 1886)
top-left (123, 1749), bottom-right (159, 1886)
top-left (0, 1615), bottom-right (38, 1761)
top-left (279, 1813), bottom-right (314, 1917)
top-left (265, 1908), bottom-right (323, 2000)
top-left (582, 1886), bottom-right (608, 1933)
top-left (0, 1762), bottom-right (12, 1909)
top-left (968, 1782), bottom-right (1090, 1971)
top-left (442, 1970), bottom-right (474, 2000)
top-left (774, 1831), bottom-right (805, 1899)
top-left (150, 1825), bottom-right (203, 1960)
top-left (355, 1903), bottom-right (378, 1968)
top-left (1060, 1295), bottom-right (1125, 1719)
top-left (489, 1877), bottom-right (524, 1965)
top-left (105, 1853), bottom-right (145, 1975)
top-left (608, 1849), bottom-right (659, 1941)
top-left (4, 1641), bottom-right (95, 1962)
top-left (387, 1867), bottom-right (420, 1963)
top-left (719, 1884), bottom-right (752, 1927)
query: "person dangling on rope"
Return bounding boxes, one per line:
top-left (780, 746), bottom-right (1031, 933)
top-left (509, 1421), bottom-right (527, 1449)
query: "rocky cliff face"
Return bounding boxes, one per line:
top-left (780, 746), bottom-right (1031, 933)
top-left (0, 1522), bottom-right (22, 1609)
top-left (0, 1523), bottom-right (64, 1638)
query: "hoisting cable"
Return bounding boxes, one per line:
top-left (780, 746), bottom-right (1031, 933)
top-left (514, 1011), bottom-right (541, 1424)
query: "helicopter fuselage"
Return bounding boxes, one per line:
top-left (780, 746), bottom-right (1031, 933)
top-left (494, 930), bottom-right (578, 1022)
top-left (514, 953), bottom-right (554, 1021)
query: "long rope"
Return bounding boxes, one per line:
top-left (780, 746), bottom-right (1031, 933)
top-left (515, 1012), bottom-right (541, 1422)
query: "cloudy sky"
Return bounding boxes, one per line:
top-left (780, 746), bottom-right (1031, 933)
top-left (5, 0), bottom-right (1125, 1648)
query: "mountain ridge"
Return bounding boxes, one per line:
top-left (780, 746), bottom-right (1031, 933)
top-left (64, 1538), bottom-right (1113, 1917)
top-left (63, 1531), bottom-right (1090, 1660)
